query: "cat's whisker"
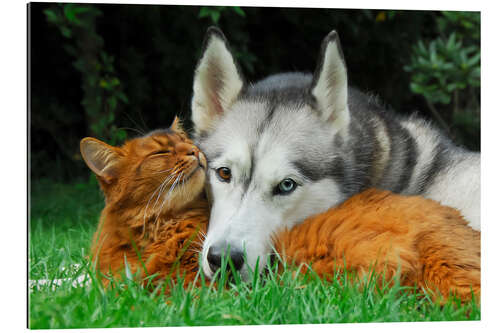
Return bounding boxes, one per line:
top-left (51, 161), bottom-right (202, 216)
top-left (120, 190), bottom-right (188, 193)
top-left (153, 177), bottom-right (170, 209)
top-left (168, 173), bottom-right (182, 197)
top-left (149, 179), bottom-right (170, 220)
top-left (195, 236), bottom-right (205, 246)
top-left (152, 166), bottom-right (177, 175)
top-left (191, 241), bottom-right (205, 249)
top-left (153, 173), bottom-right (183, 239)
top-left (151, 176), bottom-right (176, 239)
top-left (197, 230), bottom-right (207, 241)
top-left (117, 126), bottom-right (146, 136)
top-left (192, 237), bottom-right (205, 245)
top-left (162, 173), bottom-right (182, 206)
top-left (180, 175), bottom-right (187, 199)
top-left (141, 182), bottom-right (166, 238)
top-left (142, 170), bottom-right (179, 238)
top-left (151, 172), bottom-right (178, 212)
top-left (185, 248), bottom-right (203, 255)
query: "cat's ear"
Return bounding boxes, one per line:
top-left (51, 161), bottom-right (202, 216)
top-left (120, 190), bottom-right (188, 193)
top-left (310, 30), bottom-right (350, 135)
top-left (191, 27), bottom-right (245, 138)
top-left (80, 138), bottom-right (123, 184)
top-left (170, 116), bottom-right (184, 132)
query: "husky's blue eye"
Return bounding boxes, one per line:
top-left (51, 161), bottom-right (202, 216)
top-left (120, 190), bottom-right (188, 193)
top-left (275, 178), bottom-right (297, 195)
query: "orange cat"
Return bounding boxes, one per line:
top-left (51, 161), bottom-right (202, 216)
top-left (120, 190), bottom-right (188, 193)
top-left (81, 120), bottom-right (480, 303)
top-left (80, 118), bottom-right (209, 289)
top-left (274, 189), bottom-right (480, 303)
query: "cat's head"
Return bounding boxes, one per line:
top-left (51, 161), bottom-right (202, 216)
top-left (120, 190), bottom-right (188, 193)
top-left (80, 117), bottom-right (207, 214)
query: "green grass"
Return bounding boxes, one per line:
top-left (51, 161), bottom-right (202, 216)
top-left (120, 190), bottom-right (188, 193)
top-left (28, 179), bottom-right (480, 329)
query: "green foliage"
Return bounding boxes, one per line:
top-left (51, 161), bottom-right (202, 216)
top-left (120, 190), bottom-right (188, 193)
top-left (437, 11), bottom-right (480, 42)
top-left (197, 6), bottom-right (256, 73)
top-left (198, 6), bottom-right (246, 24)
top-left (404, 11), bottom-right (480, 148)
top-left (44, 4), bottom-right (128, 145)
top-left (405, 32), bottom-right (480, 105)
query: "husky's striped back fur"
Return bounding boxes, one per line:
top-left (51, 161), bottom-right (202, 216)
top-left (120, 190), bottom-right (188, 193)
top-left (190, 27), bottom-right (480, 281)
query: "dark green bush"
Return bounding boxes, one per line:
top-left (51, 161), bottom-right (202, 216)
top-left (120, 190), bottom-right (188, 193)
top-left (29, 5), bottom-right (480, 182)
top-left (404, 11), bottom-right (480, 148)
top-left (44, 4), bottom-right (128, 145)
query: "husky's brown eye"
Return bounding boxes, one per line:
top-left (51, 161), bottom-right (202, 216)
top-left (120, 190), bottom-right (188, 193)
top-left (216, 167), bottom-right (231, 182)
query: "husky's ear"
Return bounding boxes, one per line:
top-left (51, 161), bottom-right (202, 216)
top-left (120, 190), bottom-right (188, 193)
top-left (191, 27), bottom-right (245, 137)
top-left (310, 31), bottom-right (350, 134)
top-left (80, 137), bottom-right (123, 184)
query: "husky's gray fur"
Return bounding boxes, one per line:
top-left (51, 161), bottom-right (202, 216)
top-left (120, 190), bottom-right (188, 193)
top-left (190, 27), bottom-right (480, 280)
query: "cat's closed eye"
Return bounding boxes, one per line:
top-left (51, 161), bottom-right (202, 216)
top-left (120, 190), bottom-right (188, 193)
top-left (153, 150), bottom-right (172, 155)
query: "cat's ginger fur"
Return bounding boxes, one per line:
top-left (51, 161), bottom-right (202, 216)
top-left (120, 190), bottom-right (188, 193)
top-left (274, 189), bottom-right (480, 303)
top-left (81, 121), bottom-right (479, 302)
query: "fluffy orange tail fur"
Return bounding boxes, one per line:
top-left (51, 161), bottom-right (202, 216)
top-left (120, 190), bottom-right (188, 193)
top-left (274, 189), bottom-right (480, 303)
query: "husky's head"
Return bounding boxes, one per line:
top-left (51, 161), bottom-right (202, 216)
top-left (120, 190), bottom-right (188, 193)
top-left (191, 27), bottom-right (351, 280)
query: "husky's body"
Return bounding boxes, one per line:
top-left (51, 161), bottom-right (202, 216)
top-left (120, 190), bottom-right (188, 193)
top-left (190, 27), bottom-right (480, 280)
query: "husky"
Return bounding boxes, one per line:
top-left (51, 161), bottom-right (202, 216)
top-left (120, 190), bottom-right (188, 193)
top-left (189, 27), bottom-right (480, 281)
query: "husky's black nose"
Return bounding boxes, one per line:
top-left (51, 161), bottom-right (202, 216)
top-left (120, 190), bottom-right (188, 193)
top-left (207, 245), bottom-right (244, 273)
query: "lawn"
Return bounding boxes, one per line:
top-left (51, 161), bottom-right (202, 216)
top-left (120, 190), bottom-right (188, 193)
top-left (28, 179), bottom-right (480, 329)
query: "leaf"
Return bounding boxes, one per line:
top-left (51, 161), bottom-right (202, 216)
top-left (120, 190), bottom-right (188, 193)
top-left (60, 26), bottom-right (72, 38)
top-left (111, 77), bottom-right (120, 87)
top-left (446, 83), bottom-right (459, 91)
top-left (410, 82), bottom-right (423, 94)
top-left (440, 95), bottom-right (451, 104)
top-left (417, 40), bottom-right (426, 54)
top-left (117, 92), bottom-right (129, 104)
top-left (73, 6), bottom-right (91, 15)
top-left (442, 62), bottom-right (454, 70)
top-left (109, 128), bottom-right (127, 145)
top-left (63, 4), bottom-right (78, 23)
top-left (108, 97), bottom-right (117, 112)
top-left (211, 11), bottom-right (221, 24)
top-left (99, 79), bottom-right (108, 89)
top-left (429, 42), bottom-right (437, 64)
top-left (116, 91), bottom-right (128, 104)
top-left (198, 7), bottom-right (211, 18)
top-left (446, 33), bottom-right (456, 50)
top-left (43, 9), bottom-right (58, 23)
top-left (124, 254), bottom-right (133, 280)
top-left (232, 7), bottom-right (246, 17)
top-left (467, 53), bottom-right (481, 67)
top-left (115, 129), bottom-right (127, 143)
